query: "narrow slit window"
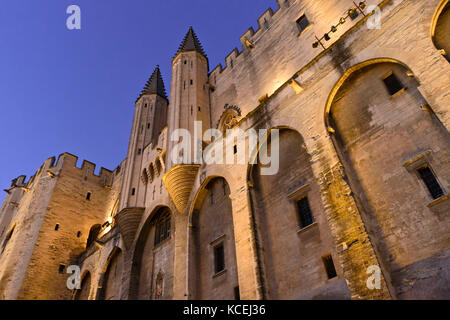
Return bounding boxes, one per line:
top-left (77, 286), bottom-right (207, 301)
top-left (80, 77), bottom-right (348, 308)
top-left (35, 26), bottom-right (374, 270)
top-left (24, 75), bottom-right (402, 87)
top-left (55, 224), bottom-right (60, 231)
top-left (59, 264), bottom-right (66, 274)
top-left (131, 188), bottom-right (136, 196)
top-left (322, 254), bottom-right (337, 279)
top-left (296, 14), bottom-right (310, 33)
top-left (77, 231), bottom-right (82, 238)
top-left (214, 243), bottom-right (225, 274)
top-left (147, 123), bottom-right (150, 129)
top-left (190, 79), bottom-right (193, 85)
top-left (296, 196), bottom-right (314, 228)
top-left (417, 166), bottom-right (444, 200)
top-left (382, 72), bottom-right (404, 96)
top-left (86, 192), bottom-right (91, 201)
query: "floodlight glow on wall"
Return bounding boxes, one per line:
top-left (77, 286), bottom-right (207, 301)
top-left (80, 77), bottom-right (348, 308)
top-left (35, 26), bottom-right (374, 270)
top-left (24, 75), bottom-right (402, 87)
top-left (312, 1), bottom-right (367, 49)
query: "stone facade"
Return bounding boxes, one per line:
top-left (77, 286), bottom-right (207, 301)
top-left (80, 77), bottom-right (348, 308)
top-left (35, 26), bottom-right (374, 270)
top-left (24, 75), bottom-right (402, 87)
top-left (0, 0), bottom-right (449, 300)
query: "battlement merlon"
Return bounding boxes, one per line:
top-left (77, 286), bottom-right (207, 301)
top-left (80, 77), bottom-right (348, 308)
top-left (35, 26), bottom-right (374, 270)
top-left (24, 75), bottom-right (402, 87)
top-left (209, 0), bottom-right (287, 81)
top-left (3, 153), bottom-right (121, 193)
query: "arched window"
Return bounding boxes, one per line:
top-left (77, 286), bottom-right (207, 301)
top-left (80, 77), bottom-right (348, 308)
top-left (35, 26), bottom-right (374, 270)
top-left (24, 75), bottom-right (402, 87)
top-left (86, 224), bottom-right (101, 248)
top-left (148, 164), bottom-right (155, 183)
top-left (155, 158), bottom-right (162, 176)
top-left (154, 211), bottom-right (170, 246)
top-left (141, 168), bottom-right (148, 185)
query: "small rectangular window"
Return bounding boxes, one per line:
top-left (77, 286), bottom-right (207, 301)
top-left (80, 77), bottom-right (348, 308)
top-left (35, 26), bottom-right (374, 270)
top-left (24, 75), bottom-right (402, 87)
top-left (190, 79), bottom-right (193, 85)
top-left (55, 224), bottom-right (60, 231)
top-left (59, 264), bottom-right (66, 274)
top-left (383, 72), bottom-right (404, 96)
top-left (214, 243), bottom-right (225, 274)
top-left (198, 106), bottom-right (201, 112)
top-left (86, 192), bottom-right (91, 201)
top-left (297, 197), bottom-right (314, 228)
top-left (138, 148), bottom-right (142, 155)
top-left (296, 14), bottom-right (310, 33)
top-left (322, 254), bottom-right (337, 279)
top-left (131, 188), bottom-right (136, 196)
top-left (233, 145), bottom-right (238, 154)
top-left (417, 166), bottom-right (444, 199)
top-left (147, 123), bottom-right (150, 129)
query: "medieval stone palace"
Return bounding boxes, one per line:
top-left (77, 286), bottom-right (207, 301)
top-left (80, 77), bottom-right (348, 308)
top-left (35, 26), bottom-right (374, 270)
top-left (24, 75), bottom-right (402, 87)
top-left (0, 0), bottom-right (449, 300)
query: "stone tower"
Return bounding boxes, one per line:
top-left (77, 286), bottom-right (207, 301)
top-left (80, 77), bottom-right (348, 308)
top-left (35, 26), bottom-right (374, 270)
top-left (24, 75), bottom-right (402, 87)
top-left (163, 27), bottom-right (211, 213)
top-left (119, 66), bottom-right (168, 210)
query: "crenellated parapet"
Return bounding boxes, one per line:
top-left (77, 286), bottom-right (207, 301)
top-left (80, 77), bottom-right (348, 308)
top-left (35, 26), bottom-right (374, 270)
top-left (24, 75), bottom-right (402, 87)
top-left (56, 153), bottom-right (115, 187)
top-left (209, 0), bottom-right (289, 83)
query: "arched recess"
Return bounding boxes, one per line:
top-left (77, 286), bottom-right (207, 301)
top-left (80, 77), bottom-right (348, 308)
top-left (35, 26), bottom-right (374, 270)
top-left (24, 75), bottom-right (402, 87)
top-left (155, 158), bottom-right (162, 176)
top-left (129, 206), bottom-right (174, 300)
top-left (86, 224), bottom-right (101, 249)
top-left (431, 0), bottom-right (450, 61)
top-left (326, 59), bottom-right (450, 299)
top-left (97, 247), bottom-right (123, 300)
top-left (248, 128), bottom-right (349, 300)
top-left (148, 163), bottom-right (155, 183)
top-left (74, 271), bottom-right (92, 300)
top-left (189, 177), bottom-right (239, 300)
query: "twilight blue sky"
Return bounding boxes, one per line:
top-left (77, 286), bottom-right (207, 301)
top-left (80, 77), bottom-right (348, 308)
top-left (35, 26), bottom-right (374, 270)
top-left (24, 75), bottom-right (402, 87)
top-left (0, 0), bottom-right (276, 203)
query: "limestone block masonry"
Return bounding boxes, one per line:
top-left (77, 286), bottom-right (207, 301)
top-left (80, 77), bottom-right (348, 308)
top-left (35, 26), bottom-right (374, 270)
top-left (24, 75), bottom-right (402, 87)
top-left (0, 0), bottom-right (449, 300)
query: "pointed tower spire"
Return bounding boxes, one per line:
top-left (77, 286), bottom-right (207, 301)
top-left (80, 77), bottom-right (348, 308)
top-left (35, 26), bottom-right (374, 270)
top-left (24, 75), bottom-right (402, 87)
top-left (175, 26), bottom-right (207, 59)
top-left (137, 65), bottom-right (168, 102)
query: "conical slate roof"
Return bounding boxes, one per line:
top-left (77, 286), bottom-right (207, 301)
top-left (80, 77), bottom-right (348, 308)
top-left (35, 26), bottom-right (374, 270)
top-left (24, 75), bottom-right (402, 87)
top-left (175, 26), bottom-right (207, 59)
top-left (137, 65), bottom-right (168, 102)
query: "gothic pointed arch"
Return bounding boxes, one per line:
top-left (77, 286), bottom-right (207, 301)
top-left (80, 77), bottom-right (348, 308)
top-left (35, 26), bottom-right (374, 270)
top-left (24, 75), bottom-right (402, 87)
top-left (248, 127), bottom-right (348, 299)
top-left (129, 206), bottom-right (174, 300)
top-left (73, 270), bottom-right (92, 300)
top-left (148, 163), bottom-right (155, 183)
top-left (189, 176), bottom-right (239, 299)
top-left (326, 59), bottom-right (450, 299)
top-left (97, 247), bottom-right (123, 300)
top-left (431, 0), bottom-right (450, 61)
